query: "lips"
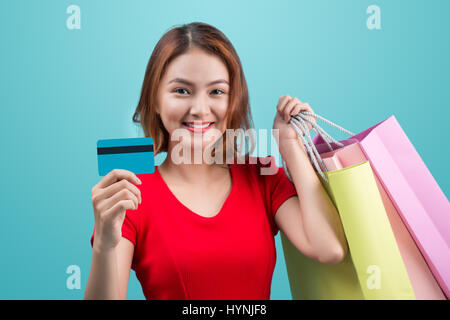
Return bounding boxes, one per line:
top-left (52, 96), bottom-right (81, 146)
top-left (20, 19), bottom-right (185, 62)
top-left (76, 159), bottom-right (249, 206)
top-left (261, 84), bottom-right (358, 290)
top-left (182, 121), bottom-right (214, 133)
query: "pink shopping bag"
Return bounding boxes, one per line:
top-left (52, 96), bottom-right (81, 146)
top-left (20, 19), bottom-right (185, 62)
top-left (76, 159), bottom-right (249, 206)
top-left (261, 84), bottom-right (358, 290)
top-left (313, 115), bottom-right (450, 298)
top-left (321, 142), bottom-right (446, 300)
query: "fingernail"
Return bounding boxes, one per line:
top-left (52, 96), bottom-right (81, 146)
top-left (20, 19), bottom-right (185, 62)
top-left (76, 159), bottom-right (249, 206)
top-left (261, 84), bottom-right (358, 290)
top-left (136, 178), bottom-right (142, 185)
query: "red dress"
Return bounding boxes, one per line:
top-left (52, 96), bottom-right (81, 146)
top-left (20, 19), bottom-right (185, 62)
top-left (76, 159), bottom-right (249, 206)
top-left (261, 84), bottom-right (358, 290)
top-left (90, 155), bottom-right (298, 299)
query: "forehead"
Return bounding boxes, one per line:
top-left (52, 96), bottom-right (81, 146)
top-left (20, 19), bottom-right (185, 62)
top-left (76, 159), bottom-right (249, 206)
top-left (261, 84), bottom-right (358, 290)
top-left (163, 48), bottom-right (229, 84)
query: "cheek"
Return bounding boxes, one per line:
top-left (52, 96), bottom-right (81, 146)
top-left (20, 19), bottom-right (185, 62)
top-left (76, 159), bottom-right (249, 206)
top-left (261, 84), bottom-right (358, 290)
top-left (160, 97), bottom-right (186, 121)
top-left (159, 111), bottom-right (181, 134)
top-left (215, 99), bottom-right (229, 119)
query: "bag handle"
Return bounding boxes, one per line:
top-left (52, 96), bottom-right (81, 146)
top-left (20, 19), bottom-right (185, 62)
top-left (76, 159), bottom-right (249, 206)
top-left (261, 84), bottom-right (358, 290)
top-left (282, 111), bottom-right (355, 184)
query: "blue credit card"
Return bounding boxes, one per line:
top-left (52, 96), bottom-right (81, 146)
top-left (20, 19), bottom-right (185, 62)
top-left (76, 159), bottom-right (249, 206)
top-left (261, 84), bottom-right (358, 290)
top-left (97, 137), bottom-right (155, 176)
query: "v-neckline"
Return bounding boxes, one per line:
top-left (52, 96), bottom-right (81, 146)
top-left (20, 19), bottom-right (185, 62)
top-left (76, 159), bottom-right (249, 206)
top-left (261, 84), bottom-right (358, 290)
top-left (155, 164), bottom-right (236, 221)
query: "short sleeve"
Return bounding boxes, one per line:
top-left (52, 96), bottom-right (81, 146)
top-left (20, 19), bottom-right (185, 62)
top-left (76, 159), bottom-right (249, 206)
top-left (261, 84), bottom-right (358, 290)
top-left (90, 207), bottom-right (140, 248)
top-left (257, 155), bottom-right (298, 236)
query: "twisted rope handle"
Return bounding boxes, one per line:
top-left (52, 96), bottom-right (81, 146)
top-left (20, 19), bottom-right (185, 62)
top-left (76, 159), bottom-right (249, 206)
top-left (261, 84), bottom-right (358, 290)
top-left (281, 111), bottom-right (355, 184)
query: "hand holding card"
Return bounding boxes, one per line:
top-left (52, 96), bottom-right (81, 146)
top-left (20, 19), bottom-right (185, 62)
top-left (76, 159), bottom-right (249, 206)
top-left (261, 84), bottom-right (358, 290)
top-left (91, 168), bottom-right (142, 252)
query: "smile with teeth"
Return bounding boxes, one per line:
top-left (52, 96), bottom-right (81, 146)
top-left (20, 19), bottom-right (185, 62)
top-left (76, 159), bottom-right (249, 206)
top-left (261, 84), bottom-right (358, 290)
top-left (182, 122), bottom-right (215, 133)
top-left (183, 122), bottom-right (214, 128)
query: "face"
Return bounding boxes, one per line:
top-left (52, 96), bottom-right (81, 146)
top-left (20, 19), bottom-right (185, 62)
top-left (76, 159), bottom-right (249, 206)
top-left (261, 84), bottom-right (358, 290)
top-left (156, 47), bottom-right (230, 158)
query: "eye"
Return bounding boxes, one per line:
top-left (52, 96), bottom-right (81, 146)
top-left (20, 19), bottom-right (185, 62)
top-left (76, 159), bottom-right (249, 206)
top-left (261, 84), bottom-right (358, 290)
top-left (174, 88), bottom-right (189, 95)
top-left (211, 89), bottom-right (225, 95)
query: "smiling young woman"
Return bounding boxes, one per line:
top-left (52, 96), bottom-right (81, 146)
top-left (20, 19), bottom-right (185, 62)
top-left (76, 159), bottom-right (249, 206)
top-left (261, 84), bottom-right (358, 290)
top-left (85, 22), bottom-right (347, 301)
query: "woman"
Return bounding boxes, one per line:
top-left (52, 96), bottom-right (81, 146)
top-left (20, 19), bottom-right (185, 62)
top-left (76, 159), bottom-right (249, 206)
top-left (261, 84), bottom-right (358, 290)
top-left (85, 22), bottom-right (348, 300)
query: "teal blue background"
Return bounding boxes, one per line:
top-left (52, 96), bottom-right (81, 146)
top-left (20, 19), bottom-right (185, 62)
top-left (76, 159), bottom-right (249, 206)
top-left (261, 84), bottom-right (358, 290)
top-left (1, 0), bottom-right (448, 299)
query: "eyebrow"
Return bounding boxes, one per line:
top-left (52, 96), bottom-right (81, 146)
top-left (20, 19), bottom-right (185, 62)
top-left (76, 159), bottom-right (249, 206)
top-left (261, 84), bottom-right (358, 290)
top-left (168, 78), bottom-right (229, 86)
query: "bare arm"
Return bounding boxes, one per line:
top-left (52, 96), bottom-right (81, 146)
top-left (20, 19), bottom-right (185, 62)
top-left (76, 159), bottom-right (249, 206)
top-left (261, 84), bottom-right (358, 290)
top-left (84, 237), bottom-right (134, 300)
top-left (277, 137), bottom-right (348, 264)
top-left (273, 95), bottom-right (348, 264)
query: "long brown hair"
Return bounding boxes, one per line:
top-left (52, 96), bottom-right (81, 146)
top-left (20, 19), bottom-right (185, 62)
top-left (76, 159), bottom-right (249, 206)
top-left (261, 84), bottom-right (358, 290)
top-left (132, 22), bottom-right (256, 165)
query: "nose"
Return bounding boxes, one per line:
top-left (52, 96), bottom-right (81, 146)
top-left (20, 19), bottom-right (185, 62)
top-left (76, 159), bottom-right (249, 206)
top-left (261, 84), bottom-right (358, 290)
top-left (189, 93), bottom-right (211, 118)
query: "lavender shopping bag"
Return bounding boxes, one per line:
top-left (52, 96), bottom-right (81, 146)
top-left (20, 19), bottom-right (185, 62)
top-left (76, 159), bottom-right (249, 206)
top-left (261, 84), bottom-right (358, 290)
top-left (313, 115), bottom-right (450, 298)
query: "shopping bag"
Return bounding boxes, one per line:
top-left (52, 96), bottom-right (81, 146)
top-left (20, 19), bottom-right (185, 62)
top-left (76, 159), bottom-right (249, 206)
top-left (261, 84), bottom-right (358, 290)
top-left (281, 159), bottom-right (415, 299)
top-left (280, 113), bottom-right (416, 299)
top-left (312, 115), bottom-right (450, 298)
top-left (321, 143), bottom-right (445, 299)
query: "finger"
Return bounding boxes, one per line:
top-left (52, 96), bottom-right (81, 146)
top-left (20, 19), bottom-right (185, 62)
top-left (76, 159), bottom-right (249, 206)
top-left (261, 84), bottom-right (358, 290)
top-left (290, 104), bottom-right (303, 118)
top-left (277, 95), bottom-right (291, 108)
top-left (277, 95), bottom-right (293, 114)
top-left (95, 169), bottom-right (141, 191)
top-left (97, 188), bottom-right (139, 214)
top-left (102, 199), bottom-right (136, 223)
top-left (300, 102), bottom-right (314, 113)
top-left (287, 104), bottom-right (307, 135)
top-left (300, 103), bottom-right (316, 124)
top-left (283, 98), bottom-right (302, 121)
top-left (98, 179), bottom-right (142, 204)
